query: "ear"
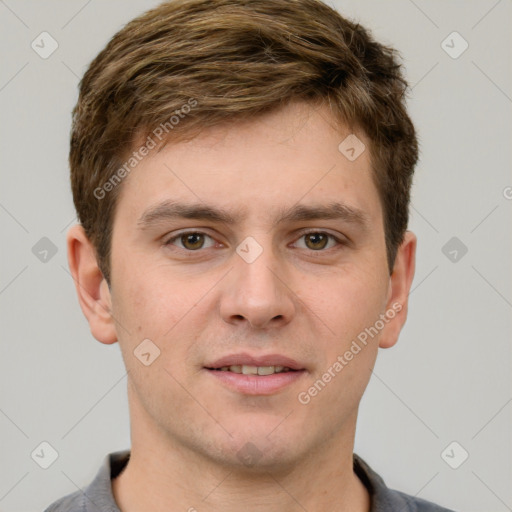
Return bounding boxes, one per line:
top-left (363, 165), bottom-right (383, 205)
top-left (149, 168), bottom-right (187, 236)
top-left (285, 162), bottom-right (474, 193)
top-left (378, 230), bottom-right (417, 349)
top-left (67, 224), bottom-right (117, 345)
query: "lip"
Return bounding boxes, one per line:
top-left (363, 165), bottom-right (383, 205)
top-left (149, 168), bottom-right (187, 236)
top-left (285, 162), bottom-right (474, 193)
top-left (206, 353), bottom-right (305, 371)
top-left (205, 368), bottom-right (306, 395)
top-left (204, 352), bottom-right (307, 396)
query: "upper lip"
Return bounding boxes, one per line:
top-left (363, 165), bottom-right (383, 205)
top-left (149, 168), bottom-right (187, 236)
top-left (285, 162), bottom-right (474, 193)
top-left (206, 353), bottom-right (305, 370)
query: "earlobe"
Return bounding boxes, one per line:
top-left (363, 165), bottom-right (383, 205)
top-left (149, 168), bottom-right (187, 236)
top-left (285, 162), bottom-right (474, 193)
top-left (67, 225), bottom-right (118, 345)
top-left (378, 231), bottom-right (417, 349)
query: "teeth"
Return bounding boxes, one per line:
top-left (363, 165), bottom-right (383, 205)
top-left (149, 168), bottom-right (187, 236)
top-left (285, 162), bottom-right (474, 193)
top-left (242, 365), bottom-right (258, 375)
top-left (257, 366), bottom-right (275, 376)
top-left (222, 365), bottom-right (291, 375)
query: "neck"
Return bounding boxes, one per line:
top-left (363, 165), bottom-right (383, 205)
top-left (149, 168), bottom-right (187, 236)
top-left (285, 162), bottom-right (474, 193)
top-left (112, 392), bottom-right (370, 512)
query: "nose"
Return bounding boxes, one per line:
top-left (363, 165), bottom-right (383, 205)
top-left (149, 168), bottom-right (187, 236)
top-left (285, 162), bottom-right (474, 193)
top-left (219, 242), bottom-right (296, 330)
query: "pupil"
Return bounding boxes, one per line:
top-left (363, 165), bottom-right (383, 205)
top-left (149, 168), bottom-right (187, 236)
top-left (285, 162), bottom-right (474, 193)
top-left (183, 233), bottom-right (204, 249)
top-left (307, 233), bottom-right (327, 250)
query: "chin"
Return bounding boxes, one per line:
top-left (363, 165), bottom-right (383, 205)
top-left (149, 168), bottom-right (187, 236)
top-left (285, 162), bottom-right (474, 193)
top-left (201, 422), bottom-right (304, 473)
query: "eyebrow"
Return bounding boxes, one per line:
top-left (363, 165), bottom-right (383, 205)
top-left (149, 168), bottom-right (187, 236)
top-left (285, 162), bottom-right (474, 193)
top-left (137, 200), bottom-right (369, 231)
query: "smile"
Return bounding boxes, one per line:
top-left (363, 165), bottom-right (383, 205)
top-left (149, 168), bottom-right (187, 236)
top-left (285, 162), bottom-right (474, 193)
top-left (209, 365), bottom-right (294, 375)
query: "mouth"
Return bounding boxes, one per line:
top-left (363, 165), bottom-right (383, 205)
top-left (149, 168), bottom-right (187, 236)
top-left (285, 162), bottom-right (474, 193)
top-left (204, 353), bottom-right (306, 395)
top-left (207, 365), bottom-right (297, 375)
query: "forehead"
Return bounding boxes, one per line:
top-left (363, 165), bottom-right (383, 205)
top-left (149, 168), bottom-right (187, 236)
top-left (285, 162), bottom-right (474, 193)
top-left (114, 101), bottom-right (382, 228)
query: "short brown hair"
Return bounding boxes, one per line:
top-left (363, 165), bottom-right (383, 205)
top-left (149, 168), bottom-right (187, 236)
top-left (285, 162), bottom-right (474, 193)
top-left (70, 0), bottom-right (418, 284)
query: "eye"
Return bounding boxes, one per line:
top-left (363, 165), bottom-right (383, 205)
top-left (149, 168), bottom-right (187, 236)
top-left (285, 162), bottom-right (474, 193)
top-left (293, 232), bottom-right (342, 251)
top-left (165, 231), bottom-right (216, 250)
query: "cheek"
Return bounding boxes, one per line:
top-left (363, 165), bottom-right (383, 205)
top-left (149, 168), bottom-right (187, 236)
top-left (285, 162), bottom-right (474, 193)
top-left (110, 262), bottom-right (218, 392)
top-left (305, 264), bottom-right (388, 342)
top-left (112, 262), bottom-right (201, 339)
top-left (298, 265), bottom-right (387, 401)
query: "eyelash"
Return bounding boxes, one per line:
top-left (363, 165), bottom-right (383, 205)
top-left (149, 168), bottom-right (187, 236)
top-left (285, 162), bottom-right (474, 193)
top-left (163, 230), bottom-right (347, 252)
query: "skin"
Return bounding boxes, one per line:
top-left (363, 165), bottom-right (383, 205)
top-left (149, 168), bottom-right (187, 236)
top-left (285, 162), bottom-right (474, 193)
top-left (68, 100), bottom-right (416, 512)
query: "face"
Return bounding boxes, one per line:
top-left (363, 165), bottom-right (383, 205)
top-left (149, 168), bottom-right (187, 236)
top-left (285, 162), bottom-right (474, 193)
top-left (101, 101), bottom-right (405, 470)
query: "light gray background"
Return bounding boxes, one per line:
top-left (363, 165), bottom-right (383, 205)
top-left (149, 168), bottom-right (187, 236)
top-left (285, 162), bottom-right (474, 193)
top-left (0, 1), bottom-right (511, 511)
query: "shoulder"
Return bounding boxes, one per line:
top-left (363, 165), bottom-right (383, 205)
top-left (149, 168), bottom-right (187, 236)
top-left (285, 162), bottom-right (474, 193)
top-left (42, 450), bottom-right (129, 512)
top-left (353, 453), bottom-right (456, 512)
top-left (43, 490), bottom-right (84, 512)
top-left (386, 489), bottom-right (456, 511)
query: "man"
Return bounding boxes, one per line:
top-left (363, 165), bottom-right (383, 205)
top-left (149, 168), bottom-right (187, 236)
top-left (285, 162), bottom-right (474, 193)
top-left (45, 0), bottom-right (454, 510)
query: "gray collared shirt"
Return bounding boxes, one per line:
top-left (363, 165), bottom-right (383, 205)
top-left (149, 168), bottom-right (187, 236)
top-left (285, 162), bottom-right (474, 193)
top-left (44, 450), bottom-right (455, 511)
